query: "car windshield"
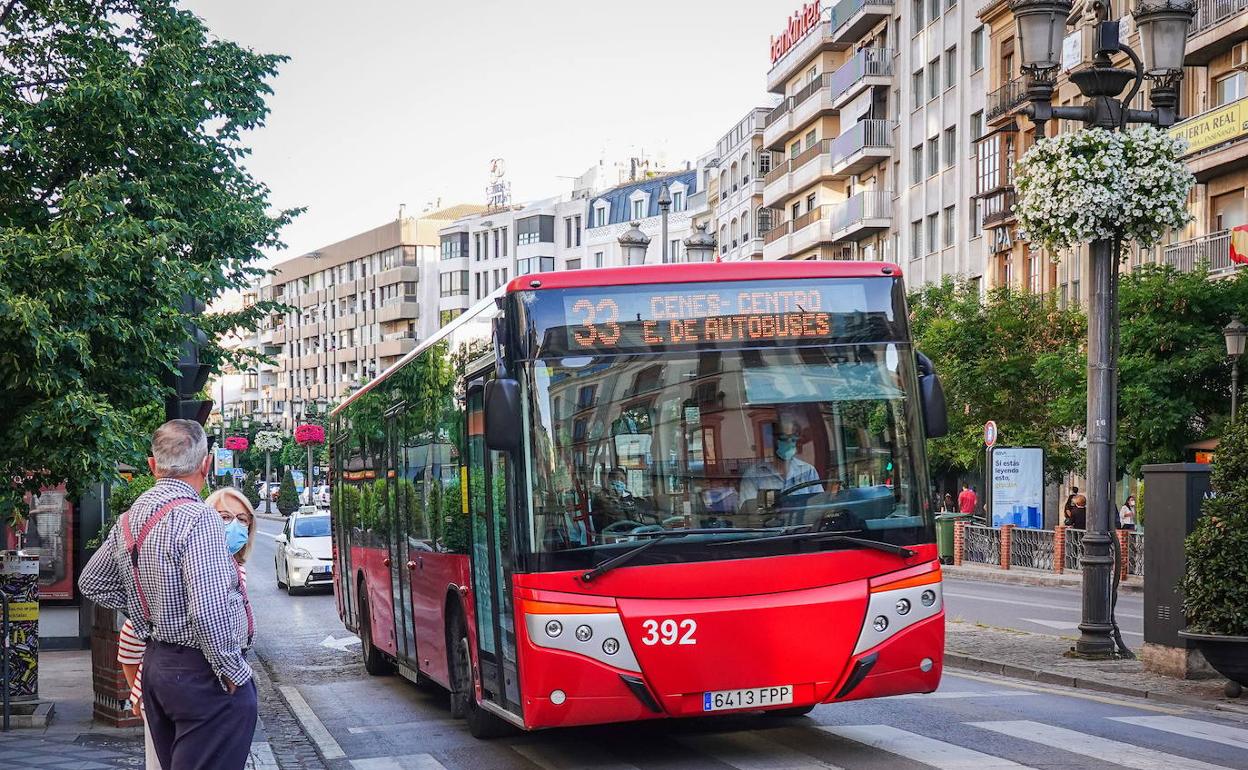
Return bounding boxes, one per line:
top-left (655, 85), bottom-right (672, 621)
top-left (294, 516), bottom-right (331, 538)
top-left (521, 342), bottom-right (931, 571)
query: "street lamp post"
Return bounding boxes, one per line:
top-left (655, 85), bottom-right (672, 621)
top-left (658, 183), bottom-right (672, 263)
top-left (1224, 319), bottom-right (1246, 423)
top-left (617, 222), bottom-right (651, 266)
top-left (1011, 0), bottom-right (1194, 657)
top-left (683, 222), bottom-right (718, 263)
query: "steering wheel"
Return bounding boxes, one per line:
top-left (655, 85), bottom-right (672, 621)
top-left (776, 478), bottom-right (842, 501)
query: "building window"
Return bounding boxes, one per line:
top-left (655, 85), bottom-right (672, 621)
top-left (970, 198), bottom-right (982, 238)
top-left (1028, 252), bottom-right (1041, 293)
top-left (944, 46), bottom-right (957, 90)
top-left (910, 219), bottom-right (923, 258)
top-left (594, 251), bottom-right (604, 268)
top-left (971, 110), bottom-right (984, 145)
top-left (493, 229), bottom-right (500, 258)
top-left (439, 270), bottom-right (468, 297)
top-left (928, 0), bottom-right (940, 21)
top-left (473, 233), bottom-right (481, 261)
top-left (1214, 72), bottom-right (1247, 107)
top-left (668, 239), bottom-right (681, 262)
top-left (790, 140), bottom-right (801, 159)
top-left (911, 145), bottom-right (923, 184)
top-left (595, 205), bottom-right (609, 227)
top-left (912, 0), bottom-right (924, 29)
top-left (944, 126), bottom-right (957, 167)
top-left (912, 70), bottom-right (924, 109)
top-left (517, 215), bottom-right (554, 245)
top-left (672, 190), bottom-right (684, 211)
top-left (438, 309), bottom-right (462, 326)
top-left (928, 58), bottom-right (940, 99)
top-left (758, 152), bottom-right (772, 174)
top-left (567, 258), bottom-right (582, 270)
top-left (565, 217), bottom-right (574, 247)
top-left (440, 233), bottom-right (468, 260)
top-left (805, 128), bottom-right (817, 149)
top-left (791, 201), bottom-right (801, 221)
top-left (631, 198), bottom-right (645, 220)
top-left (501, 227), bottom-right (508, 255)
top-left (539, 256), bottom-right (555, 272)
top-left (944, 205), bottom-right (956, 247)
top-left (927, 136), bottom-right (939, 176)
top-left (572, 217), bottom-right (580, 246)
top-left (972, 26), bottom-right (985, 72)
top-left (926, 214), bottom-right (939, 254)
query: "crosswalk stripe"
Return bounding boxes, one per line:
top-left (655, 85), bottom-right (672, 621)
top-left (1111, 716), bottom-right (1248, 750)
top-left (892, 690), bottom-right (1038, 700)
top-left (349, 755), bottom-right (449, 770)
top-left (675, 732), bottom-right (845, 769)
top-left (820, 725), bottom-right (1033, 769)
top-left (969, 720), bottom-right (1233, 770)
top-left (511, 743), bottom-right (641, 770)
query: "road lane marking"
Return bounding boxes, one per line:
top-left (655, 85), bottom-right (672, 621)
top-left (320, 634), bottom-right (361, 651)
top-left (1018, 618), bottom-right (1081, 631)
top-left (820, 724), bottom-right (1033, 768)
top-left (969, 720), bottom-right (1233, 769)
top-left (347, 719), bottom-right (458, 734)
top-left (946, 672), bottom-right (1184, 714)
top-left (247, 741), bottom-right (279, 770)
top-left (511, 743), bottom-right (641, 770)
top-left (945, 591), bottom-right (1144, 619)
top-left (892, 689), bottom-right (1039, 699)
top-left (1111, 716), bottom-right (1248, 750)
top-left (675, 732), bottom-right (846, 769)
top-left (279, 685), bottom-right (346, 760)
top-left (350, 756), bottom-right (448, 770)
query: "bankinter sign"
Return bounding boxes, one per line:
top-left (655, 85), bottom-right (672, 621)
top-left (770, 2), bottom-right (822, 65)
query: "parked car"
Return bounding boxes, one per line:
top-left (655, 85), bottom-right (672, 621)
top-left (299, 484), bottom-right (329, 507)
top-left (274, 511), bottom-right (332, 594)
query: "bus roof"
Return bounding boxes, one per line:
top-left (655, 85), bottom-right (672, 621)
top-left (332, 260), bottom-right (903, 418)
top-left (503, 260), bottom-right (901, 293)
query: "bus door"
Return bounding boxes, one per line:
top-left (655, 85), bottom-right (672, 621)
top-left (331, 429), bottom-right (356, 629)
top-left (466, 380), bottom-right (522, 718)
top-left (386, 403), bottom-right (419, 667)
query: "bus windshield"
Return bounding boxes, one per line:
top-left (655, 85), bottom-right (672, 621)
top-left (522, 342), bottom-right (931, 571)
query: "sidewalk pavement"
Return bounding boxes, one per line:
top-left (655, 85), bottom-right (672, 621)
top-left (945, 619), bottom-right (1248, 715)
top-left (944, 562), bottom-right (1144, 594)
top-left (0, 649), bottom-right (279, 769)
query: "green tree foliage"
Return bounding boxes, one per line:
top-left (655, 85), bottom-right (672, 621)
top-left (1181, 417), bottom-right (1248, 635)
top-left (242, 470), bottom-right (260, 509)
top-left (0, 0), bottom-right (295, 525)
top-left (908, 278), bottom-right (1086, 482)
top-left (1117, 265), bottom-right (1248, 474)
top-left (276, 468), bottom-right (299, 515)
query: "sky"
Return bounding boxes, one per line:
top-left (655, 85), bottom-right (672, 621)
top-left (180, 0), bottom-right (789, 265)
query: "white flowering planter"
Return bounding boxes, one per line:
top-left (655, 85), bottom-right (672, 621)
top-left (1014, 126), bottom-right (1194, 251)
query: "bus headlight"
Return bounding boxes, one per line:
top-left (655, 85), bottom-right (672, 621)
top-left (545, 620), bottom-right (563, 638)
top-left (522, 598), bottom-right (640, 673)
top-left (602, 638), bottom-right (620, 655)
top-left (575, 625), bottom-right (593, 642)
top-left (854, 566), bottom-right (943, 655)
top-left (895, 598), bottom-right (911, 615)
top-left (873, 615), bottom-right (889, 632)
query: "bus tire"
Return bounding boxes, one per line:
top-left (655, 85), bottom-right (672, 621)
top-left (764, 704), bottom-right (816, 718)
top-left (448, 610), bottom-right (512, 738)
top-left (358, 580), bottom-right (392, 676)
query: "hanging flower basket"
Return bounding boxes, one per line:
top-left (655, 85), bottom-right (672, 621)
top-left (295, 424), bottom-right (325, 446)
top-left (223, 436), bottom-right (249, 451)
top-left (1014, 126), bottom-right (1194, 251)
top-left (254, 431), bottom-right (283, 453)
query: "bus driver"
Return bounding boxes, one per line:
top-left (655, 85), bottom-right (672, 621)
top-left (738, 414), bottom-right (823, 520)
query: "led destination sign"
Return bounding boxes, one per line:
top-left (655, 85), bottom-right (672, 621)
top-left (532, 279), bottom-right (886, 355)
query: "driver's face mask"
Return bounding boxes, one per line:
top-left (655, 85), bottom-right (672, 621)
top-left (775, 435), bottom-right (798, 461)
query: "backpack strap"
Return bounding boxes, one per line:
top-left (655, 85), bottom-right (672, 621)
top-left (119, 497), bottom-right (198, 623)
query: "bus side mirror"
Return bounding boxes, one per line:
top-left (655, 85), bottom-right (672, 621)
top-left (484, 378), bottom-right (521, 452)
top-left (915, 352), bottom-right (948, 439)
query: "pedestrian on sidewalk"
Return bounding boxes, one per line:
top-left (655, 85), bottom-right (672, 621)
top-left (1119, 495), bottom-right (1136, 530)
top-left (1070, 492), bottom-right (1088, 529)
top-left (1063, 486), bottom-right (1080, 526)
top-left (116, 486), bottom-right (257, 769)
top-left (80, 420), bottom-right (257, 770)
top-left (943, 492), bottom-right (955, 512)
top-left (957, 483), bottom-right (977, 514)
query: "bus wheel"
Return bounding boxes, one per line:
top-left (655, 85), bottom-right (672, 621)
top-left (764, 704), bottom-right (816, 718)
top-left (448, 611), bottom-right (512, 738)
top-left (358, 582), bottom-right (392, 676)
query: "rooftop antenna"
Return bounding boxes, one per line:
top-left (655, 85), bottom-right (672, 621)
top-left (398, 203), bottom-right (406, 220)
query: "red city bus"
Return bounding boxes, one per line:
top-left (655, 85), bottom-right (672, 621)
top-left (329, 261), bottom-right (948, 737)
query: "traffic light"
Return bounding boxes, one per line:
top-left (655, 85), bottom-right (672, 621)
top-left (164, 294), bottom-right (214, 424)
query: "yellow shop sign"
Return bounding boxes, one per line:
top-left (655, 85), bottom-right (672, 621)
top-left (1170, 96), bottom-right (1248, 156)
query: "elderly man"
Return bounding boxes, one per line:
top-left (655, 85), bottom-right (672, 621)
top-left (80, 420), bottom-right (255, 770)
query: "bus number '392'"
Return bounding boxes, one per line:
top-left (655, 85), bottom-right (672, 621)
top-left (641, 618), bottom-right (697, 646)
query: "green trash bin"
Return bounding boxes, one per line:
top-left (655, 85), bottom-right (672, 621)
top-left (935, 513), bottom-right (971, 564)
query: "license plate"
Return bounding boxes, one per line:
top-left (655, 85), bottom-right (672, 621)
top-left (316, 565), bottom-right (332, 574)
top-left (702, 685), bottom-right (793, 712)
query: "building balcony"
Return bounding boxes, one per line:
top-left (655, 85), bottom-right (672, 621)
top-left (828, 47), bottom-right (893, 111)
top-left (375, 264), bottom-right (420, 287)
top-left (766, 21), bottom-right (842, 93)
top-left (1169, 95), bottom-right (1248, 182)
top-left (376, 337), bottom-right (417, 359)
top-left (764, 74), bottom-right (838, 151)
top-left (981, 188), bottom-right (1016, 227)
top-left (1164, 230), bottom-right (1245, 276)
top-left (1186, 0), bottom-right (1248, 64)
top-left (827, 119), bottom-right (893, 177)
top-left (377, 298), bottom-right (419, 323)
top-left (987, 76), bottom-right (1028, 123)
top-left (830, 0), bottom-right (893, 45)
top-left (828, 190), bottom-right (892, 241)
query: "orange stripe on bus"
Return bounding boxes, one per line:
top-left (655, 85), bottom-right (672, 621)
top-left (871, 569), bottom-right (942, 593)
top-left (520, 600), bottom-right (617, 615)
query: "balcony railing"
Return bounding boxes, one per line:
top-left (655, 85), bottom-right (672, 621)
top-left (982, 188), bottom-right (1016, 227)
top-left (1163, 230), bottom-right (1244, 275)
top-left (987, 76), bottom-right (1027, 121)
top-left (765, 98), bottom-right (792, 128)
top-left (1190, 0), bottom-right (1248, 35)
top-left (830, 0), bottom-right (893, 41)
top-left (827, 47), bottom-right (894, 104)
top-left (790, 72), bottom-right (835, 113)
top-left (791, 205), bottom-right (826, 235)
top-left (763, 221), bottom-right (791, 245)
top-left (830, 190), bottom-right (891, 234)
top-left (764, 161), bottom-right (789, 186)
top-left (790, 139), bottom-right (825, 173)
top-left (827, 119), bottom-right (893, 169)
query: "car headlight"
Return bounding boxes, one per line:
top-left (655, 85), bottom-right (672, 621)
top-left (289, 546), bottom-right (314, 560)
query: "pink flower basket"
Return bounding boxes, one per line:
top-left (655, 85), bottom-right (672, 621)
top-left (223, 436), bottom-right (249, 451)
top-left (294, 424), bottom-right (326, 446)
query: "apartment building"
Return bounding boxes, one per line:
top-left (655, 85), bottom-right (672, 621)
top-left (1165, 0), bottom-right (1248, 275)
top-left (583, 170), bottom-right (704, 267)
top-left (262, 206), bottom-right (481, 428)
top-left (705, 107), bottom-right (772, 261)
top-left (757, 0), bottom-right (986, 284)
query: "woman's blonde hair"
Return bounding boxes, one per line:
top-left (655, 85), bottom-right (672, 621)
top-left (205, 487), bottom-right (257, 564)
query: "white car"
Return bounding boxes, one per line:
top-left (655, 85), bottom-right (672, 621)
top-left (274, 512), bottom-right (333, 593)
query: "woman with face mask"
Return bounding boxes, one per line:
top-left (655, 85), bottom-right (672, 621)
top-left (117, 487), bottom-right (256, 769)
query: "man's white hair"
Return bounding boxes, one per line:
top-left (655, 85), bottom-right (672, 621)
top-left (151, 420), bottom-right (208, 477)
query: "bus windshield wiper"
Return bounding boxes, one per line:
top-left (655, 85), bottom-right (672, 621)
top-left (709, 530), bottom-right (916, 558)
top-left (579, 528), bottom-right (770, 583)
